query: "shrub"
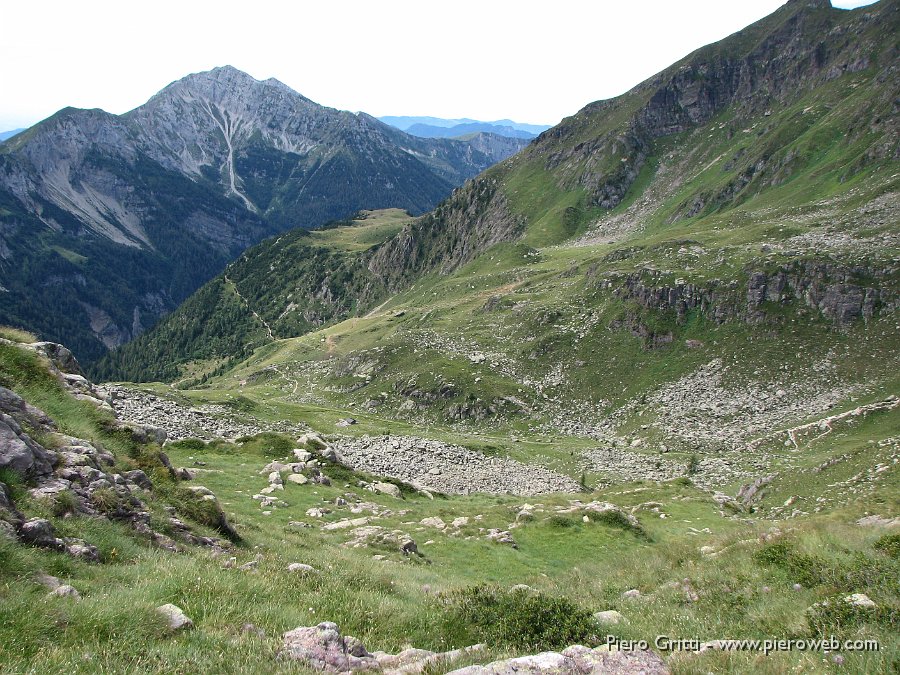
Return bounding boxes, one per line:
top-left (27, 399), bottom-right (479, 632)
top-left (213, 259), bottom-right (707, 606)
top-left (170, 438), bottom-right (207, 452)
top-left (873, 533), bottom-right (900, 560)
top-left (686, 454), bottom-right (700, 475)
top-left (52, 490), bottom-right (80, 517)
top-left (753, 542), bottom-right (825, 587)
top-left (90, 487), bottom-right (120, 514)
top-left (806, 595), bottom-right (896, 638)
top-left (585, 509), bottom-right (646, 537)
top-left (547, 514), bottom-right (577, 529)
top-left (439, 585), bottom-right (598, 650)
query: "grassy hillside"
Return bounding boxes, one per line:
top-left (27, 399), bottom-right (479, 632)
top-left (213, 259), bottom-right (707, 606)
top-left (92, 210), bottom-right (414, 384)
top-left (1, 334), bottom-right (897, 673)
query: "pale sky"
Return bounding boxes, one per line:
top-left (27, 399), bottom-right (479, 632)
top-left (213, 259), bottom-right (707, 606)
top-left (0, 0), bottom-right (880, 131)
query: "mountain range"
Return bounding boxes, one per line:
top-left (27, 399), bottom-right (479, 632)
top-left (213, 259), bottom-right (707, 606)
top-left (0, 67), bottom-right (528, 363)
top-left (379, 117), bottom-right (551, 140)
top-left (97, 0), bottom-right (898, 386)
top-left (380, 116), bottom-right (550, 134)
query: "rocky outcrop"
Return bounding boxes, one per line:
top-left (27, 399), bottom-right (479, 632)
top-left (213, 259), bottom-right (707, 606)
top-left (369, 178), bottom-right (526, 291)
top-left (602, 259), bottom-right (897, 328)
top-left (0, 343), bottom-right (235, 558)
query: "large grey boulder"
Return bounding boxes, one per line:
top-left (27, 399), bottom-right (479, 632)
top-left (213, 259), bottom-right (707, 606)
top-left (0, 413), bottom-right (55, 478)
top-left (18, 518), bottom-right (65, 551)
top-left (26, 342), bottom-right (84, 376)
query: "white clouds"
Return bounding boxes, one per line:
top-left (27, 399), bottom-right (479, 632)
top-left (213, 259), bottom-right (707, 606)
top-left (0, 0), bottom-right (880, 130)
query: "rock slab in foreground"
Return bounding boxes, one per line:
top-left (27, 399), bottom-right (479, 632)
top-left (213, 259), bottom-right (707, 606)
top-left (449, 645), bottom-right (669, 674)
top-left (282, 621), bottom-right (484, 672)
top-left (282, 622), bottom-right (667, 674)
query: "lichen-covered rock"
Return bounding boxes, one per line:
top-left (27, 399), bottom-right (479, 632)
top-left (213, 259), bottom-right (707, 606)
top-left (282, 622), bottom-right (352, 672)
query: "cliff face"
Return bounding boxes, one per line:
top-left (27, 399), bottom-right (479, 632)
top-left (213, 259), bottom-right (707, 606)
top-left (368, 177), bottom-right (526, 291)
top-left (602, 260), bottom-right (898, 332)
top-left (532, 0), bottom-right (898, 212)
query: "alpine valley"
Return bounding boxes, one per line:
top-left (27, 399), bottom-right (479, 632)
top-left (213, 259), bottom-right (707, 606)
top-left (0, 1), bottom-right (898, 674)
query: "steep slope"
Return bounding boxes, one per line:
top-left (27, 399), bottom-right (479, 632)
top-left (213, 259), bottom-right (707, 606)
top-left (94, 210), bottom-right (411, 384)
top-left (105, 0), bottom-right (898, 385)
top-left (0, 67), bottom-right (527, 363)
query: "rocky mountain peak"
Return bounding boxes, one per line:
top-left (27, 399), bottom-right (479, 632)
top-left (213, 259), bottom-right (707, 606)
top-left (784, 0), bottom-right (833, 9)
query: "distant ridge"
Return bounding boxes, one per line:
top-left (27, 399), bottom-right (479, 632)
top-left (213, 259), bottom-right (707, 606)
top-left (0, 128), bottom-right (25, 142)
top-left (380, 116), bottom-right (551, 138)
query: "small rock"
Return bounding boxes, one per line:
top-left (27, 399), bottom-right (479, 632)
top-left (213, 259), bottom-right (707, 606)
top-left (622, 589), bottom-right (642, 599)
top-left (845, 593), bottom-right (876, 609)
top-left (240, 623), bottom-right (266, 638)
top-left (594, 610), bottom-right (627, 626)
top-left (51, 584), bottom-right (81, 600)
top-left (287, 563), bottom-right (319, 575)
top-left (35, 573), bottom-right (61, 589)
top-left (156, 603), bottom-right (193, 631)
